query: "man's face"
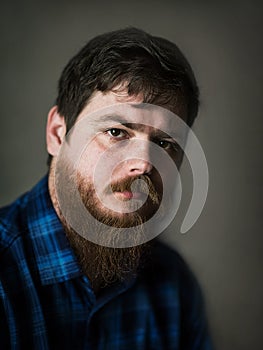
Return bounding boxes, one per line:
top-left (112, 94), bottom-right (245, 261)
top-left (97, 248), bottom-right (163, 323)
top-left (66, 91), bottom-right (186, 232)
top-left (48, 89), bottom-right (188, 288)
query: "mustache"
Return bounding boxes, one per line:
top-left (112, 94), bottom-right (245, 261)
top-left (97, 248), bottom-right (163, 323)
top-left (109, 175), bottom-right (161, 205)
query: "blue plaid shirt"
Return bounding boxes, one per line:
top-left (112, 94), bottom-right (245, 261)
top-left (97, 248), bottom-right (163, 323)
top-left (0, 176), bottom-right (212, 349)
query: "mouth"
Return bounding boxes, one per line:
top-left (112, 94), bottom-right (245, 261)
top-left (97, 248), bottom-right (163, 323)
top-left (113, 190), bottom-right (147, 201)
top-left (108, 175), bottom-right (161, 206)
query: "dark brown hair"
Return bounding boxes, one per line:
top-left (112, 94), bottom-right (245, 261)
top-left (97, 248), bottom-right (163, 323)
top-left (49, 27), bottom-right (199, 164)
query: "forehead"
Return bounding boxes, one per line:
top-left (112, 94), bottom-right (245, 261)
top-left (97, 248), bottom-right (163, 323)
top-left (77, 90), bottom-right (142, 120)
top-left (77, 90), bottom-right (187, 123)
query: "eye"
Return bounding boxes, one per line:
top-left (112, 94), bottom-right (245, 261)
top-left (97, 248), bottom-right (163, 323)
top-left (106, 128), bottom-right (127, 139)
top-left (158, 140), bottom-right (170, 149)
top-left (158, 140), bottom-right (178, 152)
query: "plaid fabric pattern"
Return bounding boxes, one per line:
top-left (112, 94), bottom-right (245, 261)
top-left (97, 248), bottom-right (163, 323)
top-left (0, 176), bottom-right (213, 349)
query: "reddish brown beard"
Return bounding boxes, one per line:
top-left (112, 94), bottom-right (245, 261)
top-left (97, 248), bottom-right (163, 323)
top-left (49, 158), bottom-right (164, 293)
top-left (77, 173), bottom-right (162, 228)
top-left (59, 173), bottom-right (161, 293)
top-left (64, 229), bottom-right (150, 294)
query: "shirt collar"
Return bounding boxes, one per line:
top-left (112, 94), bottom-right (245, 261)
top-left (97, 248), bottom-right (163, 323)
top-left (25, 175), bottom-right (83, 285)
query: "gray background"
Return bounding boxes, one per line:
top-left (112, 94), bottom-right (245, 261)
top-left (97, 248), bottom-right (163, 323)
top-left (1, 0), bottom-right (262, 349)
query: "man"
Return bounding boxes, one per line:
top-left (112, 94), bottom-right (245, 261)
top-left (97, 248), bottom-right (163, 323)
top-left (0, 28), bottom-right (212, 349)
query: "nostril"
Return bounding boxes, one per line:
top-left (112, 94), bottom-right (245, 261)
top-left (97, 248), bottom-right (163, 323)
top-left (128, 159), bottom-right (153, 176)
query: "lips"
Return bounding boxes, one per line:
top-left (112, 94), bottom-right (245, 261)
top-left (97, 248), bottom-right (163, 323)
top-left (109, 175), bottom-right (160, 205)
top-left (114, 191), bottom-right (146, 201)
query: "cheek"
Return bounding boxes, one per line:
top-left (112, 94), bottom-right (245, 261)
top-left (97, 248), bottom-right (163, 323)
top-left (77, 143), bottom-right (106, 179)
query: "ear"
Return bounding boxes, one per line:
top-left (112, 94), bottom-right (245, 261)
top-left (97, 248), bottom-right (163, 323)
top-left (46, 106), bottom-right (66, 156)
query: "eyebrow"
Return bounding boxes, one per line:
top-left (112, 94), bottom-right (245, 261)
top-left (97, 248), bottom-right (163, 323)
top-left (96, 115), bottom-right (148, 133)
top-left (95, 114), bottom-right (184, 141)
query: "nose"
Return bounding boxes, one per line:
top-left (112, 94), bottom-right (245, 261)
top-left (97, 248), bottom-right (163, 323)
top-left (112, 138), bottom-right (154, 179)
top-left (127, 158), bottom-right (153, 176)
top-left (129, 138), bottom-right (154, 175)
top-left (126, 139), bottom-right (153, 176)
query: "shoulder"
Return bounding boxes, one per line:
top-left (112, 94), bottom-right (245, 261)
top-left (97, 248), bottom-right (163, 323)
top-left (0, 176), bottom-right (50, 258)
top-left (141, 240), bottom-right (198, 289)
top-left (0, 192), bottom-right (29, 257)
top-left (138, 239), bottom-right (207, 324)
top-left (140, 240), bottom-right (213, 349)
